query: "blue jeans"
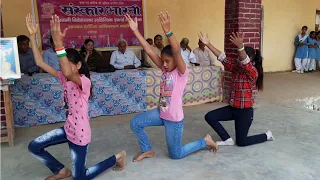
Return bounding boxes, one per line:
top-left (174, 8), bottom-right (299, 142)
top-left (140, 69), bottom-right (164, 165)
top-left (28, 127), bottom-right (116, 180)
top-left (130, 108), bottom-right (206, 159)
top-left (205, 105), bottom-right (267, 147)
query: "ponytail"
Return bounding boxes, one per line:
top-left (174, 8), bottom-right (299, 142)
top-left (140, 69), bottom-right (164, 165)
top-left (253, 49), bottom-right (263, 91)
top-left (244, 47), bottom-right (264, 91)
top-left (79, 58), bottom-right (93, 99)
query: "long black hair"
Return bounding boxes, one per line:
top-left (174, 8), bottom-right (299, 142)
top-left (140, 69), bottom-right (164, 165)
top-left (80, 39), bottom-right (95, 54)
top-left (244, 46), bottom-right (263, 91)
top-left (161, 45), bottom-right (173, 56)
top-left (65, 48), bottom-right (92, 97)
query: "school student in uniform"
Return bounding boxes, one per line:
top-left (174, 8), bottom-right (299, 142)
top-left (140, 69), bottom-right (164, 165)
top-left (307, 31), bottom-right (317, 72)
top-left (293, 26), bottom-right (309, 73)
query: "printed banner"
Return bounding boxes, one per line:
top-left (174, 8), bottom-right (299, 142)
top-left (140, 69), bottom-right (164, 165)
top-left (0, 37), bottom-right (21, 79)
top-left (36, 0), bottom-right (144, 49)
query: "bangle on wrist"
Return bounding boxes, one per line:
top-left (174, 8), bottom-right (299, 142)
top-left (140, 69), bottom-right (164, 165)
top-left (56, 48), bottom-right (67, 58)
top-left (166, 31), bottom-right (173, 37)
top-left (237, 44), bottom-right (244, 51)
top-left (55, 47), bottom-right (65, 51)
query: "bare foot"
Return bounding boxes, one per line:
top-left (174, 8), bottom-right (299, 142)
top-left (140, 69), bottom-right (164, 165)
top-left (45, 167), bottom-right (72, 180)
top-left (133, 150), bottom-right (155, 162)
top-left (113, 151), bottom-right (126, 171)
top-left (204, 134), bottom-right (218, 152)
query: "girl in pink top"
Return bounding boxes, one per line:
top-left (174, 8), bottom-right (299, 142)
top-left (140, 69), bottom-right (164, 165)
top-left (126, 12), bottom-right (217, 162)
top-left (26, 14), bottom-right (126, 180)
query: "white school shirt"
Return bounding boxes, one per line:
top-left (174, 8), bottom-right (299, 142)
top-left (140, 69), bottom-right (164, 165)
top-left (193, 47), bottom-right (215, 66)
top-left (110, 50), bottom-right (141, 69)
top-left (181, 48), bottom-right (197, 67)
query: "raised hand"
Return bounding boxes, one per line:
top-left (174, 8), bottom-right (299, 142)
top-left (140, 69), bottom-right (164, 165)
top-left (198, 32), bottom-right (210, 45)
top-left (158, 12), bottom-right (171, 33)
top-left (50, 15), bottom-right (68, 47)
top-left (125, 14), bottom-right (138, 32)
top-left (25, 13), bottom-right (38, 37)
top-left (229, 32), bottom-right (244, 48)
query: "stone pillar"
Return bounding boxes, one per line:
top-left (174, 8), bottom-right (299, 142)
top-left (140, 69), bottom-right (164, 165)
top-left (223, 0), bottom-right (262, 102)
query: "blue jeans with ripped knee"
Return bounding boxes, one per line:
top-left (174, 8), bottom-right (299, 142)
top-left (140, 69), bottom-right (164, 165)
top-left (28, 127), bottom-right (116, 180)
top-left (130, 108), bottom-right (206, 159)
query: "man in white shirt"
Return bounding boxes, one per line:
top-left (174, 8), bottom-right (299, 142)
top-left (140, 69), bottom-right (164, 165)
top-left (180, 38), bottom-right (197, 67)
top-left (193, 39), bottom-right (215, 66)
top-left (110, 39), bottom-right (141, 70)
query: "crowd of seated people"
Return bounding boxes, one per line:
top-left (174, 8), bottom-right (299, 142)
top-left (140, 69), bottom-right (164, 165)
top-left (17, 34), bottom-right (216, 75)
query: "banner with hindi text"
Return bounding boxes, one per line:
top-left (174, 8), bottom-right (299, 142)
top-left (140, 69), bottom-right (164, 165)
top-left (35, 0), bottom-right (144, 50)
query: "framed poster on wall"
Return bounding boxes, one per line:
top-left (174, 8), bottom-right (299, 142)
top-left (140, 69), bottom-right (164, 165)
top-left (34, 0), bottom-right (145, 50)
top-left (0, 37), bottom-right (21, 79)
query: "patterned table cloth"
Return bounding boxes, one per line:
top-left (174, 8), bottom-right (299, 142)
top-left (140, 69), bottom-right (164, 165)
top-left (11, 70), bottom-right (147, 127)
top-left (145, 66), bottom-right (223, 110)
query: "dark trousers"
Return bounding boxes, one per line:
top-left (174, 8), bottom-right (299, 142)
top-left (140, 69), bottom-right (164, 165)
top-left (205, 106), bottom-right (267, 147)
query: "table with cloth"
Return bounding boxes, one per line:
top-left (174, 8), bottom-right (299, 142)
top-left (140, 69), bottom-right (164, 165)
top-left (11, 71), bottom-right (146, 127)
top-left (10, 66), bottom-right (223, 127)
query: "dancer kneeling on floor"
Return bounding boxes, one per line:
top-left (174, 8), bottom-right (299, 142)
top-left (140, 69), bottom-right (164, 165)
top-left (198, 32), bottom-right (275, 147)
top-left (26, 14), bottom-right (126, 180)
top-left (125, 12), bottom-right (218, 162)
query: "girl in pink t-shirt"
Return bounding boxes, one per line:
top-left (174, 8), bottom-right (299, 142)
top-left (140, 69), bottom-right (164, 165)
top-left (125, 12), bottom-right (218, 162)
top-left (26, 14), bottom-right (126, 180)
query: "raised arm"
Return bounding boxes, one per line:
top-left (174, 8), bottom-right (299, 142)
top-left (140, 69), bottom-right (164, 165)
top-left (125, 14), bottom-right (163, 68)
top-left (198, 32), bottom-right (222, 57)
top-left (50, 15), bottom-right (82, 86)
top-left (229, 32), bottom-right (258, 80)
top-left (198, 32), bottom-right (237, 71)
top-left (158, 12), bottom-right (186, 74)
top-left (25, 14), bottom-right (58, 77)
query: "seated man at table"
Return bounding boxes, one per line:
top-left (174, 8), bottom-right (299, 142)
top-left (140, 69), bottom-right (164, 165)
top-left (144, 34), bottom-right (164, 68)
top-left (180, 38), bottom-right (197, 67)
top-left (193, 39), bottom-right (215, 66)
top-left (110, 39), bottom-right (141, 70)
top-left (43, 37), bottom-right (60, 70)
top-left (17, 35), bottom-right (40, 75)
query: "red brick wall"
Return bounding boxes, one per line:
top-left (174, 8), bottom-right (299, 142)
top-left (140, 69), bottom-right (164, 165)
top-left (224, 0), bottom-right (262, 102)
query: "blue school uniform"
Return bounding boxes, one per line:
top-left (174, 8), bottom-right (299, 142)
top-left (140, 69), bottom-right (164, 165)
top-left (294, 34), bottom-right (309, 59)
top-left (307, 37), bottom-right (317, 59)
top-left (316, 40), bottom-right (320, 61)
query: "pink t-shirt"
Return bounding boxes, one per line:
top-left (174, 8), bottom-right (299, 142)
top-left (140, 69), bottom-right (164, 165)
top-left (159, 68), bottom-right (189, 122)
top-left (58, 72), bottom-right (91, 146)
